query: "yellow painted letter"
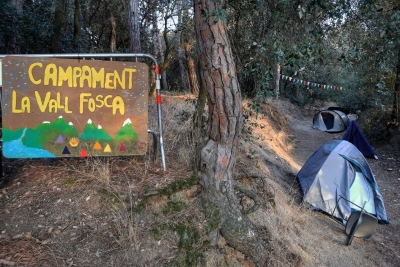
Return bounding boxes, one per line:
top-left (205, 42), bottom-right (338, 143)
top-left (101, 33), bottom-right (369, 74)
top-left (12, 91), bottom-right (23, 113)
top-left (21, 96), bottom-right (31, 113)
top-left (79, 93), bottom-right (92, 114)
top-left (91, 67), bottom-right (105, 88)
top-left (80, 65), bottom-right (92, 88)
top-left (35, 91), bottom-right (51, 113)
top-left (114, 70), bottom-right (126, 89)
top-left (44, 63), bottom-right (58, 86)
top-left (28, 62), bottom-right (43, 85)
top-left (73, 67), bottom-right (82, 87)
top-left (124, 68), bottom-right (137, 89)
top-left (112, 96), bottom-right (125, 115)
top-left (58, 66), bottom-right (73, 87)
top-left (105, 72), bottom-right (115, 89)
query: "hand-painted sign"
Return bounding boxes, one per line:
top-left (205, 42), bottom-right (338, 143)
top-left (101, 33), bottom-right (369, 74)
top-left (1, 56), bottom-right (149, 158)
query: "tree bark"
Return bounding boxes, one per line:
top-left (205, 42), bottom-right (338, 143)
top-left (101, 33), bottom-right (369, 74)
top-left (393, 48), bottom-right (400, 124)
top-left (110, 12), bottom-right (117, 53)
top-left (73, 0), bottom-right (80, 42)
top-left (9, 0), bottom-right (23, 54)
top-left (194, 0), bottom-right (264, 263)
top-left (186, 42), bottom-right (200, 95)
top-left (275, 62), bottom-right (280, 99)
top-left (129, 0), bottom-right (141, 53)
top-left (150, 8), bottom-right (161, 95)
top-left (50, 0), bottom-right (65, 53)
top-left (183, 0), bottom-right (200, 95)
top-left (178, 0), bottom-right (191, 92)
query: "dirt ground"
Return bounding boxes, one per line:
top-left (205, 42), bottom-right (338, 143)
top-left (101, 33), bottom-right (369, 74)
top-left (269, 99), bottom-right (400, 266)
top-left (0, 96), bottom-right (399, 266)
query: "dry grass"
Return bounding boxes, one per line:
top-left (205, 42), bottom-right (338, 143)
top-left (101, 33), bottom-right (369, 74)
top-left (2, 94), bottom-right (389, 267)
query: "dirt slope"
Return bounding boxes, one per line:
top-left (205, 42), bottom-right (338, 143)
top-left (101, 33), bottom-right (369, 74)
top-left (0, 96), bottom-right (399, 266)
top-left (268, 98), bottom-right (400, 266)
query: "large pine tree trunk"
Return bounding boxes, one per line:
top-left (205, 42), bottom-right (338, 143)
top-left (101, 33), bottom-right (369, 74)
top-left (194, 0), bottom-right (264, 263)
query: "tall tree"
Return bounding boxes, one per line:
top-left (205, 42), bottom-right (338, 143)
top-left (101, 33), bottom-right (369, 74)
top-left (182, 0), bottom-right (200, 95)
top-left (178, 0), bottom-right (191, 92)
top-left (73, 0), bottom-right (80, 42)
top-left (194, 0), bottom-right (264, 263)
top-left (129, 0), bottom-right (141, 53)
top-left (10, 0), bottom-right (23, 53)
top-left (150, 5), bottom-right (164, 94)
top-left (110, 12), bottom-right (117, 52)
top-left (50, 0), bottom-right (65, 53)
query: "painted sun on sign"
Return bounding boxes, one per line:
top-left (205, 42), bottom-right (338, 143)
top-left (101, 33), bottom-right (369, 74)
top-left (1, 56), bottom-right (149, 158)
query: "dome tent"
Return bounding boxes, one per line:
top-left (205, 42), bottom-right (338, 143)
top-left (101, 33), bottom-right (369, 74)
top-left (312, 110), bottom-right (350, 133)
top-left (296, 140), bottom-right (388, 224)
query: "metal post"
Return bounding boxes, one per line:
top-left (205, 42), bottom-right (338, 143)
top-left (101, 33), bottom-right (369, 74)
top-left (153, 65), bottom-right (166, 171)
top-left (0, 53), bottom-right (166, 170)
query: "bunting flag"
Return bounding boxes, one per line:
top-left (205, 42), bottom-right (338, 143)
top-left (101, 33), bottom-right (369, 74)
top-left (280, 74), bottom-right (344, 91)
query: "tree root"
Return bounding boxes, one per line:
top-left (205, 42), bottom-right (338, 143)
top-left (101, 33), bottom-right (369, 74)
top-left (234, 182), bottom-right (261, 215)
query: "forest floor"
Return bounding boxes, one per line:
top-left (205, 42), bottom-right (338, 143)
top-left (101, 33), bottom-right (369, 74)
top-left (0, 95), bottom-right (399, 266)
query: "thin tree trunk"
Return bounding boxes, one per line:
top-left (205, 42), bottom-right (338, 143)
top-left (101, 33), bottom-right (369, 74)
top-left (73, 0), bottom-right (80, 41)
top-left (179, 41), bottom-right (190, 92)
top-left (129, 0), bottom-right (141, 53)
top-left (110, 12), bottom-right (117, 53)
top-left (186, 44), bottom-right (200, 95)
top-left (178, 0), bottom-right (190, 92)
top-left (393, 48), bottom-right (400, 124)
top-left (183, 0), bottom-right (200, 95)
top-left (275, 62), bottom-right (280, 99)
top-left (194, 0), bottom-right (264, 263)
top-left (160, 39), bottom-right (168, 90)
top-left (193, 60), bottom-right (207, 170)
top-left (9, 0), bottom-right (23, 54)
top-left (50, 0), bottom-right (65, 53)
top-left (161, 14), bottom-right (170, 91)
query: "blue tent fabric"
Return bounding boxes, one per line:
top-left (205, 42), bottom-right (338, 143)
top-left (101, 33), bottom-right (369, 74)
top-left (297, 140), bottom-right (389, 224)
top-left (342, 120), bottom-right (377, 159)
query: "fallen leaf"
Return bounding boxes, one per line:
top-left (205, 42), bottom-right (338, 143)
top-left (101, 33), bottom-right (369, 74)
top-left (25, 232), bottom-right (33, 239)
top-left (12, 234), bottom-right (24, 239)
top-left (0, 259), bottom-right (15, 266)
top-left (54, 229), bottom-right (61, 235)
top-left (41, 239), bottom-right (52, 245)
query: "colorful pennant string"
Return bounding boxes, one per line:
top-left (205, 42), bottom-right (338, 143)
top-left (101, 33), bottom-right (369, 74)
top-left (280, 74), bottom-right (344, 91)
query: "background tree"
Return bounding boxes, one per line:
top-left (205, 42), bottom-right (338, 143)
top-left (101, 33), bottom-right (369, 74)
top-left (129, 0), bottom-right (142, 53)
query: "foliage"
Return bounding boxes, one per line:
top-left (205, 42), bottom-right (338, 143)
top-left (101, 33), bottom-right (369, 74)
top-left (157, 176), bottom-right (197, 196)
top-left (0, 0), bottom-right (399, 135)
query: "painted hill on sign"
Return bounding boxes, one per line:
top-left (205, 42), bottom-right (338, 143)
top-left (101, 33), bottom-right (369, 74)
top-left (114, 118), bottom-right (140, 141)
top-left (80, 119), bottom-right (113, 141)
top-left (24, 116), bottom-right (80, 149)
top-left (2, 116), bottom-right (145, 158)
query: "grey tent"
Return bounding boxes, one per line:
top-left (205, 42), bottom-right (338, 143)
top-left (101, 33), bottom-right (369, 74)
top-left (297, 140), bottom-right (389, 224)
top-left (312, 110), bottom-right (350, 133)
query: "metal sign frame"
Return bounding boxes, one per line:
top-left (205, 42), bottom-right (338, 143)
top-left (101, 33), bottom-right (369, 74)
top-left (0, 53), bottom-right (166, 171)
